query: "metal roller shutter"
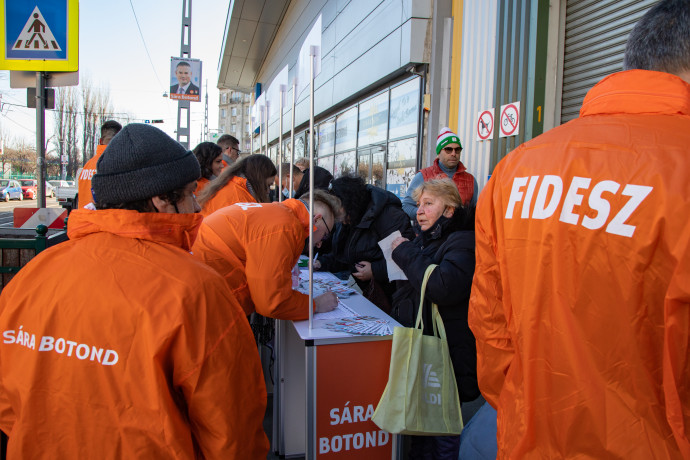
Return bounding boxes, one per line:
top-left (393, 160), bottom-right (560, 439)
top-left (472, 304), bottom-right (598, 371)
top-left (561, 0), bottom-right (658, 123)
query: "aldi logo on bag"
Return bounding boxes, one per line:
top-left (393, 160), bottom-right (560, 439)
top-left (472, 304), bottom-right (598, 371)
top-left (423, 363), bottom-right (442, 405)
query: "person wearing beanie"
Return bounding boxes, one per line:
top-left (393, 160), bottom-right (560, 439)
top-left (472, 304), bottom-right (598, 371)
top-left (0, 123), bottom-right (269, 458)
top-left (401, 127), bottom-right (479, 220)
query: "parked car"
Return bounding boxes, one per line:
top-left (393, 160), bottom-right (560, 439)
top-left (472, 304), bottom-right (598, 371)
top-left (48, 180), bottom-right (75, 189)
top-left (18, 179), bottom-right (55, 199)
top-left (0, 180), bottom-right (24, 202)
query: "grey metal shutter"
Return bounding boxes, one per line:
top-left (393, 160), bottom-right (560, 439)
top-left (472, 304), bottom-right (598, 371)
top-left (561, 0), bottom-right (658, 123)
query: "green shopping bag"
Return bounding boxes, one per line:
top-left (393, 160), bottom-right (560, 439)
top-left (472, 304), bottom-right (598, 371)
top-left (372, 264), bottom-right (463, 435)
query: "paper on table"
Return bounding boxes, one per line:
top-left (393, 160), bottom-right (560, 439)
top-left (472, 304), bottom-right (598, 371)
top-left (313, 301), bottom-right (358, 320)
top-left (378, 230), bottom-right (407, 281)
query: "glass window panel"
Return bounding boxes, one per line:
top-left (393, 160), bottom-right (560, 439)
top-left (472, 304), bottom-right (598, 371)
top-left (334, 151), bottom-right (356, 178)
top-left (317, 155), bottom-right (334, 174)
top-left (357, 150), bottom-right (371, 184)
top-left (389, 78), bottom-right (420, 139)
top-left (386, 137), bottom-right (417, 199)
top-left (294, 133), bottom-right (306, 159)
top-left (358, 92), bottom-right (389, 147)
top-left (318, 118), bottom-right (336, 156)
top-left (372, 146), bottom-right (386, 189)
top-left (335, 107), bottom-right (357, 152)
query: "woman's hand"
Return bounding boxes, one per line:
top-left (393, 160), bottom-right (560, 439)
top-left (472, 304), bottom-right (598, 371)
top-left (391, 236), bottom-right (409, 251)
top-left (352, 261), bottom-right (373, 281)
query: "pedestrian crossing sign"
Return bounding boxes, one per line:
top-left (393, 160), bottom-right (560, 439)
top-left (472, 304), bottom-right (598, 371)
top-left (0, 0), bottom-right (79, 71)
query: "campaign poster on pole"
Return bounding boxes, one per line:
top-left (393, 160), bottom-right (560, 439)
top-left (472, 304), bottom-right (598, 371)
top-left (1, 0), bottom-right (79, 71)
top-left (170, 57), bottom-right (202, 102)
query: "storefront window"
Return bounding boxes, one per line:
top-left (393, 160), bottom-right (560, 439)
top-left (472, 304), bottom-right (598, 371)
top-left (318, 118), bottom-right (336, 156)
top-left (335, 107), bottom-right (357, 153)
top-left (357, 150), bottom-right (370, 184)
top-left (334, 151), bottom-right (356, 178)
top-left (389, 79), bottom-right (420, 140)
top-left (386, 137), bottom-right (417, 199)
top-left (358, 92), bottom-right (388, 147)
top-left (317, 155), bottom-right (334, 174)
top-left (294, 132), bottom-right (306, 160)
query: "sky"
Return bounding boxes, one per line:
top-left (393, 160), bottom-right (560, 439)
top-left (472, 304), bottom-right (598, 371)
top-left (1, 0), bottom-right (229, 149)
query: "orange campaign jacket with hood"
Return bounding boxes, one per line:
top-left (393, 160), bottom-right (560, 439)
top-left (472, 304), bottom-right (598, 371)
top-left (0, 209), bottom-right (269, 459)
top-left (469, 70), bottom-right (690, 459)
top-left (77, 143), bottom-right (106, 208)
top-left (200, 176), bottom-right (255, 217)
top-left (192, 199), bottom-right (311, 320)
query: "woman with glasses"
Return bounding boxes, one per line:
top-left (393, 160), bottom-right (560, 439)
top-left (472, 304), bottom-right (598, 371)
top-left (197, 155), bottom-right (277, 217)
top-left (314, 175), bottom-right (415, 312)
top-left (401, 127), bottom-right (479, 222)
top-left (390, 178), bottom-right (481, 459)
top-left (192, 142), bottom-right (224, 194)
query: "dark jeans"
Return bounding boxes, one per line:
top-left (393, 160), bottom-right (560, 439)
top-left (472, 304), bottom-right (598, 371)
top-left (408, 435), bottom-right (460, 460)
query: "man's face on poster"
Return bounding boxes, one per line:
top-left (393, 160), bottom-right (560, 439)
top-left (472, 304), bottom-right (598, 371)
top-left (175, 64), bottom-right (192, 86)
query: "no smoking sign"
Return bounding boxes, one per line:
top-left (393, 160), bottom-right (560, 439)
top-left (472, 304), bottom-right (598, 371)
top-left (499, 101), bottom-right (520, 138)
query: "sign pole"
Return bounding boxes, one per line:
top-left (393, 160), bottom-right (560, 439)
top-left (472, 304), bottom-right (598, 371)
top-left (289, 82), bottom-right (296, 198)
top-left (36, 72), bottom-right (46, 209)
top-left (308, 47), bottom-right (316, 331)
top-left (250, 93), bottom-right (255, 154)
top-left (278, 85), bottom-right (285, 202)
top-left (176, 0), bottom-right (192, 149)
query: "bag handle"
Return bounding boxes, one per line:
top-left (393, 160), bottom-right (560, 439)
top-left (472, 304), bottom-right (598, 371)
top-left (414, 265), bottom-right (449, 341)
top-left (415, 264), bottom-right (438, 331)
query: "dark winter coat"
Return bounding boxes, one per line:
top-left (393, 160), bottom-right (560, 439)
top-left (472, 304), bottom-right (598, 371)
top-left (391, 208), bottom-right (479, 402)
top-left (318, 186), bottom-right (414, 305)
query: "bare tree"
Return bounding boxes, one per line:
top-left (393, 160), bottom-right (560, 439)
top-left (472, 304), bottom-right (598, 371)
top-left (81, 78), bottom-right (96, 166)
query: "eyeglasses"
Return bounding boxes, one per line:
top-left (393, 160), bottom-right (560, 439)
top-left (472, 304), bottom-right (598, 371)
top-left (320, 215), bottom-right (332, 240)
top-left (231, 147), bottom-right (242, 154)
top-left (443, 147), bottom-right (462, 154)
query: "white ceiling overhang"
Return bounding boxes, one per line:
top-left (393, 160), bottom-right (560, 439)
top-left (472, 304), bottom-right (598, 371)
top-left (217, 0), bottom-right (291, 92)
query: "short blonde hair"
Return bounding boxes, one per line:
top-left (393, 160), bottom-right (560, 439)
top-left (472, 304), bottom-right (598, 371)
top-left (412, 178), bottom-right (462, 208)
top-left (309, 189), bottom-right (345, 222)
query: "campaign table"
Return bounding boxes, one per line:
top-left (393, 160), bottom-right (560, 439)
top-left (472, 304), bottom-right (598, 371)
top-left (272, 272), bottom-right (402, 459)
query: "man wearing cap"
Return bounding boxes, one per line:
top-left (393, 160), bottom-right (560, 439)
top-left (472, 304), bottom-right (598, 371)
top-left (0, 124), bottom-right (269, 458)
top-left (402, 127), bottom-right (479, 220)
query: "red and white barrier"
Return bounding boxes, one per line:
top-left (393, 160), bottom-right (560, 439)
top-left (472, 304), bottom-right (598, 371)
top-left (13, 208), bottom-right (67, 229)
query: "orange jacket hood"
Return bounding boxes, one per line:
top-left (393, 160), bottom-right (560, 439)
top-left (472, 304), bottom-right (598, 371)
top-left (469, 69), bottom-right (690, 459)
top-left (200, 175), bottom-right (255, 217)
top-left (68, 208), bottom-right (203, 252)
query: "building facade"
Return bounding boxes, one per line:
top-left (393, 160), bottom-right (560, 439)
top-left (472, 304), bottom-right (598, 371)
top-left (218, 89), bottom-right (252, 152)
top-left (217, 0), bottom-right (659, 197)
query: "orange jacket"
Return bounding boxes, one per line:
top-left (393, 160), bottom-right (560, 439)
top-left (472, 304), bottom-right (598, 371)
top-left (0, 209), bottom-right (269, 459)
top-left (77, 144), bottom-right (106, 208)
top-left (195, 177), bottom-right (210, 194)
top-left (200, 176), bottom-right (255, 217)
top-left (192, 199), bottom-right (311, 320)
top-left (469, 70), bottom-right (690, 459)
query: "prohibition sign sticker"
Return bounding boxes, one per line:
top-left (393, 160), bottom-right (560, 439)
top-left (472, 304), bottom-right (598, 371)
top-left (499, 102), bottom-right (520, 138)
top-left (476, 109), bottom-right (494, 141)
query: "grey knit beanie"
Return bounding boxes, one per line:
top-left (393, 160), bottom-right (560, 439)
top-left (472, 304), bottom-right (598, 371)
top-left (92, 124), bottom-right (200, 204)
